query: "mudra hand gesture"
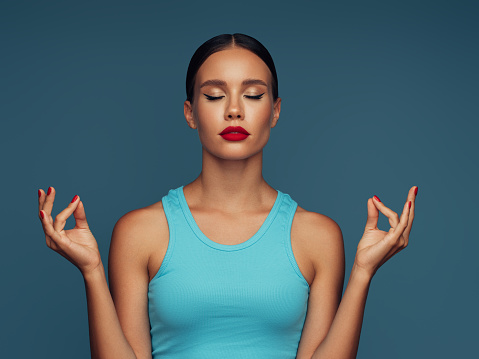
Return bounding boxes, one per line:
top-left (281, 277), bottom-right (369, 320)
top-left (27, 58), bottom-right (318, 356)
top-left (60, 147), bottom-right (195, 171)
top-left (38, 187), bottom-right (102, 277)
top-left (354, 186), bottom-right (418, 278)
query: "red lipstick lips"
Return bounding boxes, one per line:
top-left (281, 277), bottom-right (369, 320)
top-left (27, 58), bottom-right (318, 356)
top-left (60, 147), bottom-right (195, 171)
top-left (219, 126), bottom-right (250, 141)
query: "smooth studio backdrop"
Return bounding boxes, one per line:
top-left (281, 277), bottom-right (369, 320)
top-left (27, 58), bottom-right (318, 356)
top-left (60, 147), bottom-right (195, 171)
top-left (1, 1), bottom-right (478, 358)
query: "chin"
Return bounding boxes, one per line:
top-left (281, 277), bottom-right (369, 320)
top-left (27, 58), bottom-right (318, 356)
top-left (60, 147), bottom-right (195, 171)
top-left (204, 147), bottom-right (264, 162)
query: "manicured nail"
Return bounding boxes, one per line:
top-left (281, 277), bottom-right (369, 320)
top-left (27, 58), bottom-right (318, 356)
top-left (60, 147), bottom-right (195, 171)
top-left (409, 201), bottom-right (412, 209)
top-left (71, 195), bottom-right (78, 203)
top-left (38, 189), bottom-right (41, 198)
top-left (414, 187), bottom-right (418, 196)
top-left (374, 195), bottom-right (381, 202)
top-left (47, 187), bottom-right (52, 195)
top-left (40, 211), bottom-right (44, 219)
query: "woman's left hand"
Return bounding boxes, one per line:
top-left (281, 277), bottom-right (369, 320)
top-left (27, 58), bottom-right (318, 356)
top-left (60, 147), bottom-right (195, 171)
top-left (354, 186), bottom-right (418, 278)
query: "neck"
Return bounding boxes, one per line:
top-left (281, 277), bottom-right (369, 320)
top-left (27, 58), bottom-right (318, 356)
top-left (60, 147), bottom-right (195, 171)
top-left (184, 147), bottom-right (275, 213)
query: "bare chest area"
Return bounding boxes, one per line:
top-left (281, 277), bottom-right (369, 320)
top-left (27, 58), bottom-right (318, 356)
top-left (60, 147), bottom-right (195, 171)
top-left (190, 209), bottom-right (269, 245)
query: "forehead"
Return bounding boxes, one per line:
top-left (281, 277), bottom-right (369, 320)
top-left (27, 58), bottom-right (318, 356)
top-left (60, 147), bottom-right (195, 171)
top-left (195, 48), bottom-right (271, 84)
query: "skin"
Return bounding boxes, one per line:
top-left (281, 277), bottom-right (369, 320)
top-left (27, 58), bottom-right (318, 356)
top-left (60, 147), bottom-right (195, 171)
top-left (37, 47), bottom-right (418, 359)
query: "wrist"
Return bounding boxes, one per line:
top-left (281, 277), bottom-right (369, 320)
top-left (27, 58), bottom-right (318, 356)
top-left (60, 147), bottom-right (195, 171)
top-left (351, 262), bottom-right (374, 284)
top-left (82, 262), bottom-right (106, 283)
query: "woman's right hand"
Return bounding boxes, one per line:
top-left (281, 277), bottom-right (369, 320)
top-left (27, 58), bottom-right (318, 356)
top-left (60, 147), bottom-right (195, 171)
top-left (38, 186), bottom-right (102, 277)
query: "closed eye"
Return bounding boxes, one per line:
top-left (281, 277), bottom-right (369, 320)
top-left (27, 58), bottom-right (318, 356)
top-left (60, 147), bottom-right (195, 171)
top-left (204, 94), bottom-right (224, 101)
top-left (245, 93), bottom-right (265, 100)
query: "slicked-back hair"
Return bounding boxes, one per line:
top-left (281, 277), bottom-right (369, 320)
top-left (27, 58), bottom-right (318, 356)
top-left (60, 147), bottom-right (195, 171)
top-left (185, 33), bottom-right (278, 103)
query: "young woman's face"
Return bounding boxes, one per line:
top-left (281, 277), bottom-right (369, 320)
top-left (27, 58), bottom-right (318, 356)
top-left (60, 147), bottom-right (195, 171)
top-left (184, 48), bottom-right (281, 161)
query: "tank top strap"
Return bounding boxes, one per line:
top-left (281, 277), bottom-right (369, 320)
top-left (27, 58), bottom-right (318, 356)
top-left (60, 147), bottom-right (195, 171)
top-left (155, 187), bottom-right (183, 278)
top-left (278, 193), bottom-right (307, 284)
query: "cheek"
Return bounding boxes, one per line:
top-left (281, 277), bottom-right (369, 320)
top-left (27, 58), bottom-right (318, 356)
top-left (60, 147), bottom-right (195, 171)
top-left (194, 104), bottom-right (223, 136)
top-left (246, 102), bottom-right (274, 123)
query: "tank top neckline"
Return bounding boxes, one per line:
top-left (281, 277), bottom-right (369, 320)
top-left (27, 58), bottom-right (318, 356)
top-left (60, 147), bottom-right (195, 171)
top-left (177, 185), bottom-right (284, 251)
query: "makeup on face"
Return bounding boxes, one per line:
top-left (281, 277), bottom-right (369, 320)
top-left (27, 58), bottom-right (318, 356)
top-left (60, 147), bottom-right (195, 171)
top-left (203, 93), bottom-right (265, 101)
top-left (191, 48), bottom-right (278, 151)
top-left (200, 78), bottom-right (268, 103)
top-left (219, 126), bottom-right (250, 141)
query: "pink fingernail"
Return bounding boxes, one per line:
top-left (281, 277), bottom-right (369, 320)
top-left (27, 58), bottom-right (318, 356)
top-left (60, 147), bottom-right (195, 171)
top-left (374, 195), bottom-right (381, 202)
top-left (71, 195), bottom-right (78, 203)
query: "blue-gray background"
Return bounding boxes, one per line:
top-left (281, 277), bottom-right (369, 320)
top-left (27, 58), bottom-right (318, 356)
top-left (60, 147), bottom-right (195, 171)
top-left (1, 0), bottom-right (478, 358)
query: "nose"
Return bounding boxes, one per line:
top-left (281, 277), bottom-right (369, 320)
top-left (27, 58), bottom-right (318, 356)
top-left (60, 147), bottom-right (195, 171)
top-left (225, 97), bottom-right (244, 120)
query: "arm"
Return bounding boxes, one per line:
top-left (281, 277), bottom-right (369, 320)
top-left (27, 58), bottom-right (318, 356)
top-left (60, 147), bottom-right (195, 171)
top-left (83, 264), bottom-right (139, 359)
top-left (309, 264), bottom-right (371, 359)
top-left (107, 208), bottom-right (163, 359)
top-left (297, 186), bottom-right (417, 359)
top-left (296, 220), bottom-right (370, 359)
top-left (83, 207), bottom-right (157, 359)
top-left (85, 207), bottom-right (158, 359)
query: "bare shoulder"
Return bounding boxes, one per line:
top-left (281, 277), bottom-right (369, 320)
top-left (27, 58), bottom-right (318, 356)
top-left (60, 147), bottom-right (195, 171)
top-left (112, 200), bottom-right (167, 245)
top-left (291, 205), bottom-right (344, 279)
top-left (109, 200), bottom-right (169, 279)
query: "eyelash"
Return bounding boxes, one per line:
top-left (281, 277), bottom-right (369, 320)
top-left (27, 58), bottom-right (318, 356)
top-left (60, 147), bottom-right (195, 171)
top-left (203, 93), bottom-right (265, 101)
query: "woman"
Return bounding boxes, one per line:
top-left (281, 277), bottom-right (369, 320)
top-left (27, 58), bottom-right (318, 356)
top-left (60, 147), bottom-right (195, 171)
top-left (37, 33), bottom-right (418, 359)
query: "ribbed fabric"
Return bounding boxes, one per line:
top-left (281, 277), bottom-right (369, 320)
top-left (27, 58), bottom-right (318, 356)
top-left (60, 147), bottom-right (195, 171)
top-left (148, 186), bottom-right (310, 358)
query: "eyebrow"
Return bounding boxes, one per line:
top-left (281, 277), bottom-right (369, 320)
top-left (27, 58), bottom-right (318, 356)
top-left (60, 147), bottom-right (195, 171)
top-left (199, 79), bottom-right (226, 89)
top-left (242, 78), bottom-right (268, 87)
top-left (199, 78), bottom-right (268, 89)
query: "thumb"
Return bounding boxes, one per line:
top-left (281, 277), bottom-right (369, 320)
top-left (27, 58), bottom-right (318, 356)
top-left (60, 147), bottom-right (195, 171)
top-left (73, 201), bottom-right (90, 229)
top-left (364, 197), bottom-right (379, 230)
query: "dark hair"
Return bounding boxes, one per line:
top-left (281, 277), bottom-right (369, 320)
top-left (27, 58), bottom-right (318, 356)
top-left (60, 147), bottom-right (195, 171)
top-left (186, 33), bottom-right (278, 103)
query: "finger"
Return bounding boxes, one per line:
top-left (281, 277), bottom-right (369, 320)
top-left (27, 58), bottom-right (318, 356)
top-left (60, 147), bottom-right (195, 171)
top-left (53, 194), bottom-right (81, 233)
top-left (403, 186), bottom-right (417, 238)
top-left (365, 198), bottom-right (379, 230)
top-left (38, 188), bottom-right (45, 212)
top-left (42, 186), bottom-right (56, 216)
top-left (392, 200), bottom-right (411, 238)
top-left (375, 193), bottom-right (415, 264)
top-left (73, 200), bottom-right (90, 229)
top-left (372, 195), bottom-right (400, 228)
top-left (404, 186), bottom-right (417, 209)
top-left (39, 209), bottom-right (63, 247)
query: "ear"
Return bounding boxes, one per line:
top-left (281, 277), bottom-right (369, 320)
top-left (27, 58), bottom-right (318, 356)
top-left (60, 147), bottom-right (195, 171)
top-left (270, 97), bottom-right (281, 128)
top-left (184, 100), bottom-right (197, 129)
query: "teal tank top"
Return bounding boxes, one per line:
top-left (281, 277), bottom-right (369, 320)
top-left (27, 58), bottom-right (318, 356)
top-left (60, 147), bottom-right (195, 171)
top-left (148, 186), bottom-right (310, 358)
